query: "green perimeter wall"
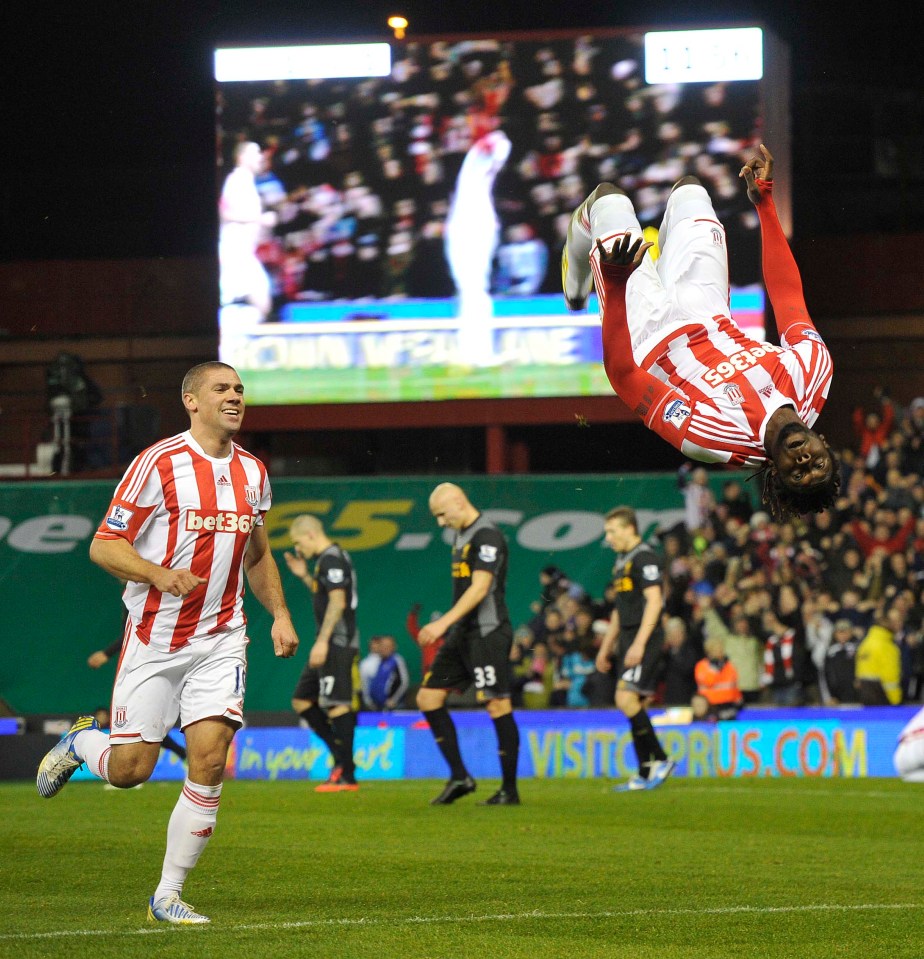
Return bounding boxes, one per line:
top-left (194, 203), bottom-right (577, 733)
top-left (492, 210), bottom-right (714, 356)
top-left (0, 473), bottom-right (744, 714)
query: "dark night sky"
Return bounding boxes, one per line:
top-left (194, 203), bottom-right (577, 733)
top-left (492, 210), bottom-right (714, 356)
top-left (2, 0), bottom-right (914, 261)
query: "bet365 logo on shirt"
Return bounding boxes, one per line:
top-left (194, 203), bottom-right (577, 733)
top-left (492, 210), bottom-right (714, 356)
top-left (185, 509), bottom-right (255, 534)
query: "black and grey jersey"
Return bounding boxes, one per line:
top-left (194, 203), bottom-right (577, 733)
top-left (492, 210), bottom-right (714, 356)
top-left (450, 514), bottom-right (511, 639)
top-left (312, 544), bottom-right (359, 649)
top-left (611, 542), bottom-right (663, 630)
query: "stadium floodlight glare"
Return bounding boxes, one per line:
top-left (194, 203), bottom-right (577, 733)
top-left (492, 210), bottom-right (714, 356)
top-left (644, 28), bottom-right (763, 83)
top-left (214, 43), bottom-right (392, 82)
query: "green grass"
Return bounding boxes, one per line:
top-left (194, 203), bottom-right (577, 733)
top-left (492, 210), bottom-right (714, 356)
top-left (3, 778), bottom-right (922, 958)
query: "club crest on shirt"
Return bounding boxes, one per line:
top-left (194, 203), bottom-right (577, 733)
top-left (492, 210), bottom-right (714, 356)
top-left (711, 227), bottom-right (724, 247)
top-left (663, 399), bottom-right (691, 429)
top-left (244, 485), bottom-right (259, 506)
top-left (105, 504), bottom-right (133, 531)
top-left (478, 544), bottom-right (498, 563)
top-left (723, 383), bottom-right (745, 406)
top-left (113, 705), bottom-right (127, 728)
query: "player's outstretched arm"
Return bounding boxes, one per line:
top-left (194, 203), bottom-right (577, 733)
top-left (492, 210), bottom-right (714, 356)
top-left (739, 144), bottom-right (814, 341)
top-left (595, 235), bottom-right (687, 444)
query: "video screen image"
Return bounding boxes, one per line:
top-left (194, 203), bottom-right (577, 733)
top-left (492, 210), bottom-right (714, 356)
top-left (216, 30), bottom-right (770, 405)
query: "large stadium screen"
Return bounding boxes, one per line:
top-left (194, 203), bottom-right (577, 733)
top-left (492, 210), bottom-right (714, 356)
top-left (215, 27), bottom-right (784, 406)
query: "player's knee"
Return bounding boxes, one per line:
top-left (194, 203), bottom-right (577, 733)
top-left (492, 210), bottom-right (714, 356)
top-left (593, 182), bottom-right (627, 200)
top-left (107, 750), bottom-right (157, 788)
top-left (615, 689), bottom-right (640, 715)
top-left (187, 749), bottom-right (228, 784)
top-left (416, 686), bottom-right (442, 711)
top-left (670, 174), bottom-right (702, 192)
top-left (485, 697), bottom-right (512, 719)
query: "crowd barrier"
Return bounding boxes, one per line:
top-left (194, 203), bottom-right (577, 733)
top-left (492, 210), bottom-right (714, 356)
top-left (65, 706), bottom-right (914, 783)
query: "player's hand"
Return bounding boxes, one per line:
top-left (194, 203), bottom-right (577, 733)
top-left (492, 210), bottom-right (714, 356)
top-left (739, 143), bottom-right (774, 205)
top-left (417, 622), bottom-right (444, 646)
top-left (283, 550), bottom-right (309, 580)
top-left (595, 650), bottom-right (612, 673)
top-left (623, 641), bottom-right (645, 668)
top-left (595, 233), bottom-right (653, 269)
top-left (272, 616), bottom-right (299, 658)
top-left (308, 640), bottom-right (329, 668)
top-left (152, 567), bottom-right (208, 597)
top-left (87, 650), bottom-right (108, 669)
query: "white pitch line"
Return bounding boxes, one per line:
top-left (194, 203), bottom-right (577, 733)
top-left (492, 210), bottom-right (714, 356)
top-left (1, 901), bottom-right (920, 942)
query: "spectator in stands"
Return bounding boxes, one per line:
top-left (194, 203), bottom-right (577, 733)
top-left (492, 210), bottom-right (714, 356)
top-left (802, 598), bottom-right (835, 704)
top-left (678, 464), bottom-right (715, 535)
top-left (719, 479), bottom-right (753, 526)
top-left (360, 635), bottom-right (410, 711)
top-left (852, 386), bottom-right (894, 469)
top-left (823, 619), bottom-right (860, 704)
top-left (701, 596), bottom-right (763, 704)
top-left (660, 616), bottom-right (700, 707)
top-left (555, 640), bottom-right (597, 708)
top-left (761, 608), bottom-right (801, 706)
top-left (691, 636), bottom-right (743, 721)
top-left (855, 612), bottom-right (903, 705)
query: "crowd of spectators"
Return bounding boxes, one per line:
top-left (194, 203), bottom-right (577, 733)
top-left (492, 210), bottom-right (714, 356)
top-left (217, 32), bottom-right (764, 311)
top-left (508, 391), bottom-right (924, 714)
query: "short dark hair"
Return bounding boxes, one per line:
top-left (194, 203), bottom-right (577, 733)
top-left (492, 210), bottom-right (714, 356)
top-left (181, 362), bottom-right (237, 402)
top-left (605, 506), bottom-right (638, 531)
top-left (752, 449), bottom-right (841, 521)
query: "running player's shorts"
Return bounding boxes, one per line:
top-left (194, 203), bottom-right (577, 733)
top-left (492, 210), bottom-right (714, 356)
top-left (421, 625), bottom-right (513, 702)
top-left (612, 627), bottom-right (665, 697)
top-left (293, 642), bottom-right (357, 709)
top-left (109, 624), bottom-right (248, 745)
top-left (589, 184), bottom-right (730, 361)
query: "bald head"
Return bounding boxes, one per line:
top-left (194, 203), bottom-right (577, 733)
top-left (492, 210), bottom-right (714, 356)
top-left (429, 483), bottom-right (478, 530)
top-left (289, 514), bottom-right (329, 557)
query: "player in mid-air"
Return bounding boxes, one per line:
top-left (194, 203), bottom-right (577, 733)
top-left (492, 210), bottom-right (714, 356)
top-left (562, 144), bottom-right (839, 520)
top-left (36, 361), bottom-right (299, 924)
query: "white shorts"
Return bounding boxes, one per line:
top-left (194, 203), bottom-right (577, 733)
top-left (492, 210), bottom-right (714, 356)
top-left (589, 184), bottom-right (730, 363)
top-left (219, 239), bottom-right (271, 307)
top-left (109, 625), bottom-right (249, 745)
top-left (894, 736), bottom-right (924, 783)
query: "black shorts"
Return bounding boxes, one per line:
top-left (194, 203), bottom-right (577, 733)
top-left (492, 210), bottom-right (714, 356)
top-left (422, 625), bottom-right (513, 702)
top-left (612, 627), bottom-right (664, 697)
top-left (293, 642), bottom-right (358, 709)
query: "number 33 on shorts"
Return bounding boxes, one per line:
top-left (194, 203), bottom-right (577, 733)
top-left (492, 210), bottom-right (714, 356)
top-left (474, 666), bottom-right (497, 689)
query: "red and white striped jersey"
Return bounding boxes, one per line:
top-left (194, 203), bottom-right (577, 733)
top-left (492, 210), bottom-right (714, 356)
top-left (641, 315), bottom-right (833, 467)
top-left (94, 431), bottom-right (271, 652)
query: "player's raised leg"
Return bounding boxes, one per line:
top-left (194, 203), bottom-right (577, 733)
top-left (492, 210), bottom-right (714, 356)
top-left (562, 183), bottom-right (629, 311)
top-left (656, 175), bottom-right (730, 318)
top-left (36, 715), bottom-right (102, 798)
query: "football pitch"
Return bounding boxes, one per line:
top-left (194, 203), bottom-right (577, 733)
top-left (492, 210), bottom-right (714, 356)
top-left (3, 777), bottom-right (921, 958)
